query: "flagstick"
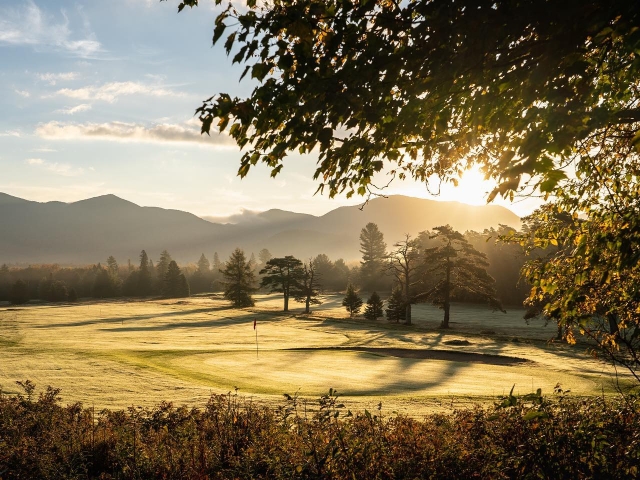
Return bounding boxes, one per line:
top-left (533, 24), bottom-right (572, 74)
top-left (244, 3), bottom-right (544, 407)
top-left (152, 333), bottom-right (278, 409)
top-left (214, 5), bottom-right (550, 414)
top-left (255, 325), bottom-right (259, 359)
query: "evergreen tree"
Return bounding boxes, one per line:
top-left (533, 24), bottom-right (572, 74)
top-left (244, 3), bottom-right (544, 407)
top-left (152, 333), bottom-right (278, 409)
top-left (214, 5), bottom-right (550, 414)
top-left (293, 259), bottom-right (322, 314)
top-left (342, 283), bottom-right (363, 318)
top-left (385, 288), bottom-right (406, 323)
top-left (421, 225), bottom-right (505, 329)
top-left (212, 252), bottom-right (221, 271)
top-left (260, 256), bottom-right (304, 312)
top-left (67, 287), bottom-right (78, 302)
top-left (258, 248), bottom-right (272, 265)
top-left (138, 250), bottom-right (152, 296)
top-left (359, 223), bottom-right (388, 291)
top-left (163, 260), bottom-right (190, 298)
top-left (10, 279), bottom-right (29, 305)
top-left (191, 254), bottom-right (213, 294)
top-left (106, 256), bottom-right (122, 294)
top-left (364, 291), bottom-right (384, 321)
top-left (221, 248), bottom-right (257, 307)
top-left (197, 253), bottom-right (210, 273)
top-left (93, 265), bottom-right (117, 298)
top-left (155, 250), bottom-right (172, 286)
top-left (0, 264), bottom-right (10, 301)
top-left (107, 256), bottom-right (118, 276)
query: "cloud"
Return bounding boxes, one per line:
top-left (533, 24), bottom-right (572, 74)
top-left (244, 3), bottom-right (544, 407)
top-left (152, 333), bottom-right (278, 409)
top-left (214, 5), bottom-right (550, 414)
top-left (38, 71), bottom-right (79, 85)
top-left (52, 81), bottom-right (183, 103)
top-left (25, 157), bottom-right (84, 177)
top-left (15, 89), bottom-right (30, 98)
top-left (56, 104), bottom-right (92, 115)
top-left (0, 130), bottom-right (22, 137)
top-left (0, 1), bottom-right (101, 58)
top-left (35, 120), bottom-right (235, 148)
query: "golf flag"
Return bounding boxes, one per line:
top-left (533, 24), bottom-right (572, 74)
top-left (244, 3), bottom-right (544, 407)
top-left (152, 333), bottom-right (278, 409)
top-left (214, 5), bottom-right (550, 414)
top-left (253, 319), bottom-right (256, 330)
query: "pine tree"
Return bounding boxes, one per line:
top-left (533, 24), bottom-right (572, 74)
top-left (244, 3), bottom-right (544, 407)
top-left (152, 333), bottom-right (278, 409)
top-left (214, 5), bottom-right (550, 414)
top-left (342, 283), bottom-right (363, 318)
top-left (259, 256), bottom-right (304, 312)
top-left (107, 256), bottom-right (118, 276)
top-left (10, 279), bottom-right (29, 305)
top-left (67, 287), bottom-right (78, 302)
top-left (163, 260), bottom-right (190, 298)
top-left (191, 254), bottom-right (213, 294)
top-left (421, 225), bottom-right (505, 329)
top-left (359, 223), bottom-right (388, 291)
top-left (385, 288), bottom-right (406, 323)
top-left (138, 250), bottom-right (152, 296)
top-left (221, 248), bottom-right (257, 307)
top-left (258, 248), bottom-right (272, 265)
top-left (197, 254), bottom-right (210, 273)
top-left (293, 259), bottom-right (322, 314)
top-left (364, 291), bottom-right (384, 320)
top-left (156, 250), bottom-right (172, 283)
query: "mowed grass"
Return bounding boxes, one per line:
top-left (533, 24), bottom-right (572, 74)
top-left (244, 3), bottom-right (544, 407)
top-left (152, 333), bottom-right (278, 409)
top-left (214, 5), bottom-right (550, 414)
top-left (0, 294), bottom-right (631, 415)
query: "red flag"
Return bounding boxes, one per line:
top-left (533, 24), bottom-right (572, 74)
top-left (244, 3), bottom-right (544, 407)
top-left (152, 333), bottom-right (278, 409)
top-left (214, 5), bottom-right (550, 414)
top-left (253, 319), bottom-right (256, 330)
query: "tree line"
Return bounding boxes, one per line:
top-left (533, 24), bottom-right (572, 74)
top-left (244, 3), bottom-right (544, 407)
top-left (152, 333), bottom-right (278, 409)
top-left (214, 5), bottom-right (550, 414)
top-left (219, 222), bottom-right (532, 328)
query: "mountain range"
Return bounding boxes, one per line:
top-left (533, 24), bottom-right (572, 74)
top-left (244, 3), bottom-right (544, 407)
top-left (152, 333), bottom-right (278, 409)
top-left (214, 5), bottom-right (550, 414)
top-left (0, 192), bottom-right (521, 265)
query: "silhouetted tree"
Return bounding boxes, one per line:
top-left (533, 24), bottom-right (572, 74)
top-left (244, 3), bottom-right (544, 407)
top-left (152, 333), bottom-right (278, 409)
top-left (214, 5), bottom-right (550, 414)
top-left (342, 283), bottom-right (363, 318)
top-left (138, 250), bottom-right (152, 296)
top-left (421, 225), bottom-right (505, 329)
top-left (260, 256), bottom-right (304, 312)
top-left (258, 248), bottom-right (272, 265)
top-left (93, 265), bottom-right (117, 298)
top-left (164, 260), bottom-right (190, 298)
top-left (10, 280), bottom-right (29, 305)
top-left (221, 248), bottom-right (257, 307)
top-left (191, 253), bottom-right (213, 294)
top-left (386, 235), bottom-right (420, 324)
top-left (364, 291), bottom-right (384, 321)
top-left (293, 259), bottom-right (322, 314)
top-left (0, 264), bottom-right (10, 301)
top-left (386, 288), bottom-right (406, 323)
top-left (67, 287), bottom-right (78, 302)
top-left (359, 223), bottom-right (388, 291)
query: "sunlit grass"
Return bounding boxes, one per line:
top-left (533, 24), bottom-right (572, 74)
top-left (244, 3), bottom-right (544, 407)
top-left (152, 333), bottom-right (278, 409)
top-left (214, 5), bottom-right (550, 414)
top-left (0, 295), bottom-right (630, 415)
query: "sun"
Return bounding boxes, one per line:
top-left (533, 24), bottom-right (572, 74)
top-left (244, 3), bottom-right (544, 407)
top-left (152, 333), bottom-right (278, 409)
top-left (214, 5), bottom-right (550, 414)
top-left (440, 165), bottom-right (494, 206)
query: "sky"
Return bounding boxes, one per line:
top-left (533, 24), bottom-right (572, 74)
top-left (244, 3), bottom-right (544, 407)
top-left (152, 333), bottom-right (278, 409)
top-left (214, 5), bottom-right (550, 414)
top-left (0, 0), bottom-right (541, 218)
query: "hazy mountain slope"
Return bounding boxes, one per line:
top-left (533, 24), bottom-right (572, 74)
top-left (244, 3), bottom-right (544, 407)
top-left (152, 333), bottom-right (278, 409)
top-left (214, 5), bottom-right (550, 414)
top-left (0, 195), bottom-right (234, 265)
top-left (0, 193), bottom-right (521, 265)
top-left (308, 195), bottom-right (521, 244)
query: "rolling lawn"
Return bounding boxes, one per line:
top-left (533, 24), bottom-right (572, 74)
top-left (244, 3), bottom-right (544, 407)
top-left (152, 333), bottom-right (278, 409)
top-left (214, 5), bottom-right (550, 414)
top-left (0, 294), bottom-right (632, 415)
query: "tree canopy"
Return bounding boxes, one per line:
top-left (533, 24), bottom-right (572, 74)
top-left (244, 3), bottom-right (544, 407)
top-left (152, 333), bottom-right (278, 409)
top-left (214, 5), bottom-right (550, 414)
top-left (420, 225), bottom-right (504, 329)
top-left (171, 0), bottom-right (640, 203)
top-left (259, 255), bottom-right (304, 312)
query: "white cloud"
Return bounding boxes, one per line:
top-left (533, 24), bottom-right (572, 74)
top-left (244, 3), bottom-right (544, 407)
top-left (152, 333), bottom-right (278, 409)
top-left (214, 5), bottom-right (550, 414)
top-left (52, 81), bottom-right (183, 103)
top-left (38, 71), bottom-right (79, 85)
top-left (0, 130), bottom-right (22, 137)
top-left (25, 157), bottom-right (84, 177)
top-left (56, 103), bottom-right (92, 115)
top-left (15, 89), bottom-right (30, 98)
top-left (0, 1), bottom-right (102, 58)
top-left (35, 120), bottom-right (235, 148)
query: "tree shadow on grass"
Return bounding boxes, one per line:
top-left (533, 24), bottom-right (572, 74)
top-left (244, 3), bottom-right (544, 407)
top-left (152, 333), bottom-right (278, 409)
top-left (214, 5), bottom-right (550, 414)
top-left (37, 305), bottom-right (237, 329)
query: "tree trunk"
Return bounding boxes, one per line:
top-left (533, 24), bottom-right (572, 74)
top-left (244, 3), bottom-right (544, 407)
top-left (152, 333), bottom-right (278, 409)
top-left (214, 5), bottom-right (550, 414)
top-left (284, 287), bottom-right (289, 312)
top-left (607, 313), bottom-right (619, 335)
top-left (440, 256), bottom-right (451, 329)
top-left (404, 274), bottom-right (411, 325)
top-left (556, 323), bottom-right (563, 340)
top-left (305, 296), bottom-right (310, 314)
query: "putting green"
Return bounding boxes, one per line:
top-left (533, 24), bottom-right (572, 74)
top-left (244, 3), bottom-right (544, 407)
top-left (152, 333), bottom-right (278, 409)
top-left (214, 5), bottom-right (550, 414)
top-left (0, 296), bottom-right (630, 413)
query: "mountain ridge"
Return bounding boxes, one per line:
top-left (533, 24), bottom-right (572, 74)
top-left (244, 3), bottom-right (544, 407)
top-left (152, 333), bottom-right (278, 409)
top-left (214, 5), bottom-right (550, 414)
top-left (0, 192), bottom-right (521, 265)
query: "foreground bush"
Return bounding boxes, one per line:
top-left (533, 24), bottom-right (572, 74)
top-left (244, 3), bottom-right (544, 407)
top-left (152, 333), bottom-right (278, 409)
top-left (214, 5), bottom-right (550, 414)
top-left (0, 383), bottom-right (638, 479)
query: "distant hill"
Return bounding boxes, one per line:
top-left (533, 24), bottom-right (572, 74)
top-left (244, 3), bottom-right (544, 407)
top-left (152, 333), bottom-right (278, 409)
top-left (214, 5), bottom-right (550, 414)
top-left (0, 193), bottom-right (520, 265)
